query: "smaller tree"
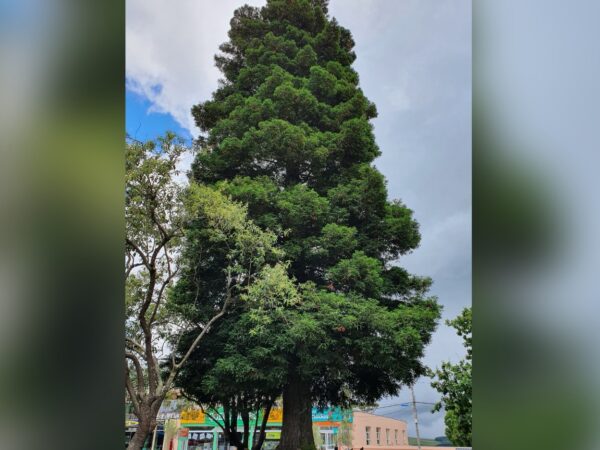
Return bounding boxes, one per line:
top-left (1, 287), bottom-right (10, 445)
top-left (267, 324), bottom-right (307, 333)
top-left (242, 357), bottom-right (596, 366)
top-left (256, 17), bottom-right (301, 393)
top-left (176, 264), bottom-right (300, 450)
top-left (125, 134), bottom-right (284, 450)
top-left (430, 307), bottom-right (472, 447)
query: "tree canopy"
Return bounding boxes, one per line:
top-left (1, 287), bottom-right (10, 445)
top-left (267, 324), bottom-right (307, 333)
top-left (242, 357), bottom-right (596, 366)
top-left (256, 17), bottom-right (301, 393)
top-left (178, 1), bottom-right (441, 448)
top-left (431, 307), bottom-right (472, 447)
top-left (125, 133), bottom-right (290, 450)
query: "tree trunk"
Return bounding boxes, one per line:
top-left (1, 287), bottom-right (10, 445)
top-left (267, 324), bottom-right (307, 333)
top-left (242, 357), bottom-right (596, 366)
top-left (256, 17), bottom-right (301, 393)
top-left (128, 416), bottom-right (154, 450)
top-left (241, 410), bottom-right (250, 450)
top-left (128, 399), bottom-right (161, 450)
top-left (224, 403), bottom-right (243, 450)
top-left (252, 402), bottom-right (273, 450)
top-left (278, 374), bottom-right (315, 450)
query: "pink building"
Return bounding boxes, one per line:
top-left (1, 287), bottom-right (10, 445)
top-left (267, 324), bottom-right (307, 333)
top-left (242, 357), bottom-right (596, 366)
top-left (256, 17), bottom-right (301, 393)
top-left (350, 411), bottom-right (409, 449)
top-left (349, 411), bottom-right (454, 450)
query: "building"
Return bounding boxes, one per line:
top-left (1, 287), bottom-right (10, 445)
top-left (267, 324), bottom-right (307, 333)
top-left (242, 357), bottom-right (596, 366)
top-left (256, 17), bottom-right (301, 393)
top-left (126, 404), bottom-right (460, 450)
top-left (352, 411), bottom-right (408, 449)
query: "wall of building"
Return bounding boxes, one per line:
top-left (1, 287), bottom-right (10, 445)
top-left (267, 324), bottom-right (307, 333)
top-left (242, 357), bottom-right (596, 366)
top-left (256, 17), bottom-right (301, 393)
top-left (348, 446), bottom-right (455, 450)
top-left (351, 411), bottom-right (408, 449)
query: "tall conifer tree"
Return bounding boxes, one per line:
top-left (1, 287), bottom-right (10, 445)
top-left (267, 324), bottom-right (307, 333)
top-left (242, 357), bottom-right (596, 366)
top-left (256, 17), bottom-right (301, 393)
top-left (189, 1), bottom-right (441, 448)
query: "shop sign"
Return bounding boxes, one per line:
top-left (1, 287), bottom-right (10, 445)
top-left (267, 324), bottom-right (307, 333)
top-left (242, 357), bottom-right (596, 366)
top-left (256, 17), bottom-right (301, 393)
top-left (263, 407), bottom-right (352, 424)
top-left (181, 409), bottom-right (206, 424)
top-left (157, 401), bottom-right (181, 420)
top-left (311, 407), bottom-right (352, 422)
top-left (267, 408), bottom-right (283, 423)
top-left (314, 422), bottom-right (340, 428)
top-left (265, 431), bottom-right (281, 440)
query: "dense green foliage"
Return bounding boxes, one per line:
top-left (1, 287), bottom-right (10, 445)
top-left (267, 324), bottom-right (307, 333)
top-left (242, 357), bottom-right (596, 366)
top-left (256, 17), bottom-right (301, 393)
top-left (126, 133), bottom-right (292, 450)
top-left (177, 1), bottom-right (441, 447)
top-left (173, 179), bottom-right (298, 450)
top-left (431, 308), bottom-right (472, 447)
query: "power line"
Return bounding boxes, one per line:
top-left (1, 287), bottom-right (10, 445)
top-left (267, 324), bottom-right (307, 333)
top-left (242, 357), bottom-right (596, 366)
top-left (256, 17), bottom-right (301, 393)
top-left (363, 401), bottom-right (436, 411)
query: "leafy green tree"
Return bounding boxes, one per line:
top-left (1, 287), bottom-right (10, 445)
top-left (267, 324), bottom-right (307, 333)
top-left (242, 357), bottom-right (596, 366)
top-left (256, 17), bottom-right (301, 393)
top-left (433, 436), bottom-right (453, 447)
top-left (175, 265), bottom-right (298, 450)
top-left (125, 134), bottom-right (286, 450)
top-left (188, 2), bottom-right (441, 449)
top-left (431, 308), bottom-right (472, 447)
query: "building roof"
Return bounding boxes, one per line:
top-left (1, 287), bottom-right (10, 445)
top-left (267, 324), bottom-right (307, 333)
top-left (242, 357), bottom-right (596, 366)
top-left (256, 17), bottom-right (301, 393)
top-left (353, 410), bottom-right (408, 425)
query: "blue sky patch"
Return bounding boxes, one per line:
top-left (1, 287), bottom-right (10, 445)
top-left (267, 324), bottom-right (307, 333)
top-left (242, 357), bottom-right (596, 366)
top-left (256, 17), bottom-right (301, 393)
top-left (126, 87), bottom-right (193, 144)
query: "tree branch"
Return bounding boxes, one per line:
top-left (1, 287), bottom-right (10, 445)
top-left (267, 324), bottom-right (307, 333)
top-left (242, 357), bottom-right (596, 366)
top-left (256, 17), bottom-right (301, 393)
top-left (149, 261), bottom-right (178, 325)
top-left (126, 352), bottom-right (146, 396)
top-left (174, 275), bottom-right (234, 371)
top-left (126, 237), bottom-right (150, 269)
top-left (159, 272), bottom-right (235, 398)
top-left (126, 338), bottom-right (146, 356)
top-left (125, 364), bottom-right (141, 415)
top-left (125, 261), bottom-right (145, 279)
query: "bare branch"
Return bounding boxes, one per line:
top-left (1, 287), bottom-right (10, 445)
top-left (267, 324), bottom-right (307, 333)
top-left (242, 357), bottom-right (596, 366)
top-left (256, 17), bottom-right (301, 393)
top-left (126, 338), bottom-right (146, 356)
top-left (174, 275), bottom-right (234, 371)
top-left (150, 200), bottom-right (171, 243)
top-left (158, 274), bottom-right (235, 398)
top-left (149, 257), bottom-right (178, 325)
top-left (126, 352), bottom-right (146, 396)
top-left (126, 238), bottom-right (150, 269)
top-left (125, 261), bottom-right (145, 279)
top-left (125, 364), bottom-right (141, 415)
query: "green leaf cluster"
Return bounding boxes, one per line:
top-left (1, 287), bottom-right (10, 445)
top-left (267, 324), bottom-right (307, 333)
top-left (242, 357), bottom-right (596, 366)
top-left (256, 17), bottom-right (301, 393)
top-left (431, 307), bottom-right (472, 447)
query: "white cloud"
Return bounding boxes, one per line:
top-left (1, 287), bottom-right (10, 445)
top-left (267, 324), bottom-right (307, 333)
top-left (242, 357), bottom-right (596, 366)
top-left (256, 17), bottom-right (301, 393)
top-left (126, 0), bottom-right (266, 137)
top-left (174, 149), bottom-right (195, 187)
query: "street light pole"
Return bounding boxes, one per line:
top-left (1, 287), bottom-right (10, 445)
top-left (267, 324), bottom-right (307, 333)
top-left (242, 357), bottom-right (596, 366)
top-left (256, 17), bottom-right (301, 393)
top-left (410, 384), bottom-right (422, 450)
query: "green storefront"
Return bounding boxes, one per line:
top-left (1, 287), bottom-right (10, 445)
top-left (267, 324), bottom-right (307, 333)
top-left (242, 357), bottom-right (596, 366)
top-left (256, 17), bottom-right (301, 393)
top-left (126, 405), bottom-right (352, 450)
top-left (179, 407), bottom-right (351, 450)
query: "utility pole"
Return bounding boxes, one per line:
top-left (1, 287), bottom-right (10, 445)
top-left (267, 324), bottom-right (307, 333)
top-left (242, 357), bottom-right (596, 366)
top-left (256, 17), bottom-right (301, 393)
top-left (150, 425), bottom-right (157, 450)
top-left (410, 384), bottom-right (422, 450)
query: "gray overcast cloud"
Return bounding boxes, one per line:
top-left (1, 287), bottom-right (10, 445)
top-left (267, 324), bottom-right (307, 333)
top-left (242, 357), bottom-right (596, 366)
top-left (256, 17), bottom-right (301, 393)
top-left (127, 0), bottom-right (471, 438)
top-left (328, 1), bottom-right (471, 437)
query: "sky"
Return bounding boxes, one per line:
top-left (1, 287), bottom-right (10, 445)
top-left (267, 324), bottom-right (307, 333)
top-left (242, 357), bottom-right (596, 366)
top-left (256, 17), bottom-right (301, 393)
top-left (126, 0), bottom-right (471, 439)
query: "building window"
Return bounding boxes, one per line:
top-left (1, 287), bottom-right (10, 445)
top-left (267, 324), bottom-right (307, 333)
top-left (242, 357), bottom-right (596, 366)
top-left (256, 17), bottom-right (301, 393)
top-left (402, 430), bottom-right (406, 444)
top-left (376, 427), bottom-right (381, 445)
top-left (386, 429), bottom-right (390, 445)
top-left (394, 429), bottom-right (398, 445)
top-left (365, 426), bottom-right (371, 445)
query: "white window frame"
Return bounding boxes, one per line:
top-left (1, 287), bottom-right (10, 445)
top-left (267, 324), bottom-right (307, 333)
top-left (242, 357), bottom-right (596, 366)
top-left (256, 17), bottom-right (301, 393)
top-left (376, 427), bottom-right (381, 445)
top-left (365, 426), bottom-right (371, 445)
